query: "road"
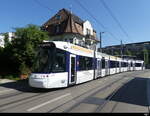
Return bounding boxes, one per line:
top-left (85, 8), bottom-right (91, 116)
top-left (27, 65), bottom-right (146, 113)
top-left (0, 70), bottom-right (150, 113)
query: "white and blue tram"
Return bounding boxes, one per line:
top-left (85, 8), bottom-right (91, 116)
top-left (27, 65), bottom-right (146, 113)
top-left (29, 41), bottom-right (145, 89)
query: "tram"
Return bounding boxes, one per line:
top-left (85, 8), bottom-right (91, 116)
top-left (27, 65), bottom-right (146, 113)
top-left (29, 41), bottom-right (145, 89)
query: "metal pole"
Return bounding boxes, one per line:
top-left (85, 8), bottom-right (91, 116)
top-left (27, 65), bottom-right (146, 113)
top-left (100, 32), bottom-right (104, 53)
top-left (100, 32), bottom-right (102, 52)
top-left (121, 40), bottom-right (123, 58)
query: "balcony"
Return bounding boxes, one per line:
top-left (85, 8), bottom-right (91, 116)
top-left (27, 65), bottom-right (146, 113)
top-left (85, 34), bottom-right (99, 42)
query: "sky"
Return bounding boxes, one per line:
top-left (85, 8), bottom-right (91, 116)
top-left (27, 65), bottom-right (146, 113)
top-left (0, 0), bottom-right (150, 47)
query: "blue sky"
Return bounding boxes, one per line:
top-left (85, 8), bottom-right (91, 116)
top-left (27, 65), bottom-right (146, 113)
top-left (0, 0), bottom-right (150, 47)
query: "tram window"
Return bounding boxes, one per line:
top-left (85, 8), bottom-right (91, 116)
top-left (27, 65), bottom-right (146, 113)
top-left (124, 63), bottom-right (125, 67)
top-left (121, 62), bottom-right (125, 67)
top-left (123, 62), bottom-right (125, 67)
top-left (135, 63), bottom-right (141, 67)
top-left (114, 61), bottom-right (116, 68)
top-left (33, 47), bottom-right (66, 73)
top-left (131, 62), bottom-right (133, 67)
top-left (109, 61), bottom-right (112, 68)
top-left (122, 62), bottom-right (127, 67)
top-left (79, 56), bottom-right (93, 71)
top-left (52, 49), bottom-right (66, 73)
top-left (85, 57), bottom-right (93, 70)
top-left (102, 59), bottom-right (105, 69)
top-left (79, 56), bottom-right (85, 71)
top-left (125, 62), bottom-right (128, 67)
top-left (121, 62), bottom-right (123, 67)
top-left (110, 61), bottom-right (116, 68)
top-left (122, 62), bottom-right (126, 67)
top-left (116, 61), bottom-right (119, 67)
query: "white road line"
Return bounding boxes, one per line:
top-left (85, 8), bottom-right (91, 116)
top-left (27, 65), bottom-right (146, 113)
top-left (27, 93), bottom-right (71, 112)
top-left (0, 89), bottom-right (14, 95)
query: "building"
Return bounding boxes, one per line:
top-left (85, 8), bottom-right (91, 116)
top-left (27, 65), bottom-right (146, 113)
top-left (0, 35), bottom-right (5, 48)
top-left (0, 32), bottom-right (15, 48)
top-left (41, 8), bottom-right (99, 50)
top-left (102, 41), bottom-right (150, 67)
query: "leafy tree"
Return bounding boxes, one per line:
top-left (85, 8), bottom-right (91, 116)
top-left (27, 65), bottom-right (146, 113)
top-left (9, 24), bottom-right (49, 75)
top-left (143, 48), bottom-right (149, 65)
top-left (3, 33), bottom-right (10, 47)
top-left (114, 51), bottom-right (120, 56)
top-left (125, 49), bottom-right (132, 56)
top-left (0, 47), bottom-right (3, 54)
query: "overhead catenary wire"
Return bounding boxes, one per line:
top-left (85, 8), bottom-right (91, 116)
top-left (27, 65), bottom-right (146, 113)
top-left (33, 0), bottom-right (55, 12)
top-left (74, 0), bottom-right (122, 43)
top-left (33, 0), bottom-right (123, 44)
top-left (99, 0), bottom-right (134, 43)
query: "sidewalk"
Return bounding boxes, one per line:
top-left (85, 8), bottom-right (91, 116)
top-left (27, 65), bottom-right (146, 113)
top-left (0, 79), bottom-right (16, 84)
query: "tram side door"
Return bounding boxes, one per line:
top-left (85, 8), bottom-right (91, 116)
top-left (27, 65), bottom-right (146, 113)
top-left (133, 62), bottom-right (135, 71)
top-left (105, 60), bottom-right (109, 76)
top-left (97, 59), bottom-right (101, 78)
top-left (119, 62), bottom-right (121, 73)
top-left (69, 55), bottom-right (76, 85)
top-left (129, 62), bottom-right (131, 71)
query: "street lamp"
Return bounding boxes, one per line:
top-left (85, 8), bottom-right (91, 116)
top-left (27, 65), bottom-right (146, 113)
top-left (100, 32), bottom-right (105, 52)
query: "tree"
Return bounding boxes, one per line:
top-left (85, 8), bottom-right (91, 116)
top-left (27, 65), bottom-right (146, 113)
top-left (3, 33), bottom-right (10, 47)
top-left (10, 24), bottom-right (49, 75)
top-left (114, 51), bottom-right (120, 56)
top-left (143, 48), bottom-right (149, 66)
top-left (125, 49), bottom-right (132, 56)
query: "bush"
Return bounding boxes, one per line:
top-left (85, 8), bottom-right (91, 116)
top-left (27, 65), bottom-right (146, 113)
top-left (0, 24), bottom-right (49, 78)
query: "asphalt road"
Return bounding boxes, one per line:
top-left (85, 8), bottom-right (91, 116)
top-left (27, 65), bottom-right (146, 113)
top-left (0, 70), bottom-right (150, 113)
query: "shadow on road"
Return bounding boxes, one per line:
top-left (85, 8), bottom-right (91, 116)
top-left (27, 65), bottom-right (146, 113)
top-left (0, 80), bottom-right (66, 93)
top-left (107, 77), bottom-right (150, 106)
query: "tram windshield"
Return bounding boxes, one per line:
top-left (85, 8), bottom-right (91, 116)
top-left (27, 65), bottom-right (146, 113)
top-left (33, 44), bottom-right (66, 73)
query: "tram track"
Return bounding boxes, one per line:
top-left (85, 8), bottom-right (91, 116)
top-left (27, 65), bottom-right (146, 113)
top-left (0, 71), bottom-right (145, 113)
top-left (95, 77), bottom-right (133, 112)
top-left (96, 70), bottom-right (150, 113)
top-left (0, 88), bottom-right (65, 112)
top-left (0, 93), bottom-right (43, 112)
top-left (0, 91), bottom-right (23, 100)
top-left (48, 73), bottom-right (135, 112)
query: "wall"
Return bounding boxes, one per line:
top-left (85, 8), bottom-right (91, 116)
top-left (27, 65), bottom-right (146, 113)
top-left (83, 20), bottom-right (93, 36)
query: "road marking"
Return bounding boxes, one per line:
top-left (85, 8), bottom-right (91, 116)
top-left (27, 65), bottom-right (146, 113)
top-left (27, 93), bottom-right (71, 112)
top-left (0, 89), bottom-right (14, 95)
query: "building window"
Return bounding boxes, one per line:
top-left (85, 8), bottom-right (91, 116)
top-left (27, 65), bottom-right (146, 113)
top-left (56, 15), bottom-right (61, 20)
top-left (86, 28), bottom-right (91, 35)
top-left (55, 25), bottom-right (60, 33)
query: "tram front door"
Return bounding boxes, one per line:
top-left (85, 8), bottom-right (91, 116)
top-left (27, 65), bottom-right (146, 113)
top-left (69, 55), bottom-right (76, 85)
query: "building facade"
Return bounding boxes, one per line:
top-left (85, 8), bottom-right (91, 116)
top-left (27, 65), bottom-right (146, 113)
top-left (41, 8), bottom-right (99, 50)
top-left (102, 41), bottom-right (150, 68)
top-left (0, 32), bottom-right (15, 48)
top-left (0, 35), bottom-right (5, 48)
